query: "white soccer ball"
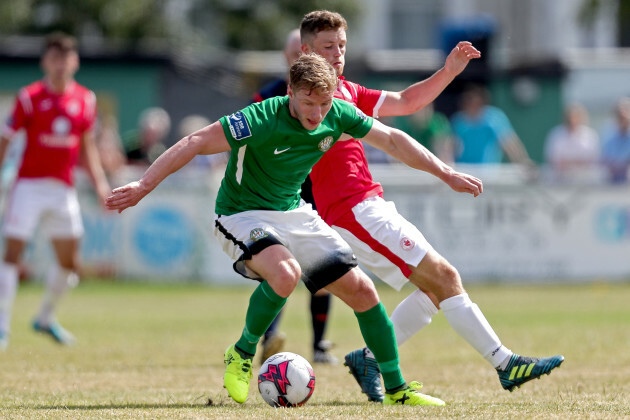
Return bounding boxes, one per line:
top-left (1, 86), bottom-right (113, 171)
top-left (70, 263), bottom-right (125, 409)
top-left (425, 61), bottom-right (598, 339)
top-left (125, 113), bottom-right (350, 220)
top-left (258, 352), bottom-right (316, 407)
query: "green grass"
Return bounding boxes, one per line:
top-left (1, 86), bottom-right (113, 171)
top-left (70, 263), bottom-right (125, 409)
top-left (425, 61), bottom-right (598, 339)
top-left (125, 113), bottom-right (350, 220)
top-left (1, 280), bottom-right (629, 419)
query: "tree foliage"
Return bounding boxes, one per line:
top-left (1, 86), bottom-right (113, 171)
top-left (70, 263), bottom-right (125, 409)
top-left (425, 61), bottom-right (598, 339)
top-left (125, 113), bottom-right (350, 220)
top-left (0, 0), bottom-right (361, 51)
top-left (188, 0), bottom-right (361, 50)
top-left (579, 0), bottom-right (630, 46)
top-left (0, 0), bottom-right (170, 43)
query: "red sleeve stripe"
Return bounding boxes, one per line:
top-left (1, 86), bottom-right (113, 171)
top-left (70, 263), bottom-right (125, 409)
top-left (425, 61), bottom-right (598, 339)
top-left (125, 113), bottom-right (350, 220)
top-left (84, 90), bottom-right (97, 125)
top-left (339, 85), bottom-right (353, 101)
top-left (18, 88), bottom-right (33, 116)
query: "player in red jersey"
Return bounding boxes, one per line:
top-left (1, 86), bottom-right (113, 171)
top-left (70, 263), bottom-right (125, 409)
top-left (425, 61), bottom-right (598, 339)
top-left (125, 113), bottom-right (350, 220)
top-left (0, 32), bottom-right (110, 350)
top-left (299, 10), bottom-right (564, 401)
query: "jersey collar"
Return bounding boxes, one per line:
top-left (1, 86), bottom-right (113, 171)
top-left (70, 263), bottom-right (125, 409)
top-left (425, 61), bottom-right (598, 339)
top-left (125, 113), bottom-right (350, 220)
top-left (43, 78), bottom-right (77, 95)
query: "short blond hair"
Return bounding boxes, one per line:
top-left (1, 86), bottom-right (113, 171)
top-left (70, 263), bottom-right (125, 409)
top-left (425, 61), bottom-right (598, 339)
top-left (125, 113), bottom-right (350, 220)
top-left (300, 10), bottom-right (348, 45)
top-left (289, 53), bottom-right (338, 95)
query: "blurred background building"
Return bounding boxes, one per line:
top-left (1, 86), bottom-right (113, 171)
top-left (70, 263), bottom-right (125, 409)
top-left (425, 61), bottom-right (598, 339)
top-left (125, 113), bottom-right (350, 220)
top-left (1, 0), bottom-right (628, 157)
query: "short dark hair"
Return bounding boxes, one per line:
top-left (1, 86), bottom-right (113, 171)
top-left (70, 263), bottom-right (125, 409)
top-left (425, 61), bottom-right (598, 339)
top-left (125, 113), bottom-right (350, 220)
top-left (44, 32), bottom-right (78, 53)
top-left (461, 84), bottom-right (490, 105)
top-left (300, 10), bottom-right (348, 44)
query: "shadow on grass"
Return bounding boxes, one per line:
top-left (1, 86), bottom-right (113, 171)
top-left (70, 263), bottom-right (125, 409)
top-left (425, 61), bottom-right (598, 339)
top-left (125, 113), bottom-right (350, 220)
top-left (31, 403), bottom-right (208, 410)
top-left (29, 400), bottom-right (367, 410)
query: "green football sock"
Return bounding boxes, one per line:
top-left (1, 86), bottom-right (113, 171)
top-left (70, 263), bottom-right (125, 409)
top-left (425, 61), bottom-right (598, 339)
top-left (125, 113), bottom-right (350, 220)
top-left (355, 302), bottom-right (405, 392)
top-left (235, 281), bottom-right (287, 356)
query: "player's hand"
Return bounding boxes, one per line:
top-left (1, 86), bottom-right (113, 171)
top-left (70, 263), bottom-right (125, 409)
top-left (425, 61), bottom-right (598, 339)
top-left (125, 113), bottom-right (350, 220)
top-left (445, 170), bottom-right (483, 197)
top-left (444, 41), bottom-right (481, 77)
top-left (105, 181), bottom-right (147, 213)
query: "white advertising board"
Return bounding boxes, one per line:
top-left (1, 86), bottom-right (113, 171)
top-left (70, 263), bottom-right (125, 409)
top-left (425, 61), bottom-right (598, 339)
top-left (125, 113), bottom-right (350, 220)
top-left (374, 166), bottom-right (630, 282)
top-left (5, 165), bottom-right (630, 283)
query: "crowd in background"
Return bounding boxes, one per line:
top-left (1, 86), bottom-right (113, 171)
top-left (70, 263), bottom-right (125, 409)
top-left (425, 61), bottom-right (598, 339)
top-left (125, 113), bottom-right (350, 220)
top-left (91, 87), bottom-right (630, 188)
top-left (384, 86), bottom-right (630, 185)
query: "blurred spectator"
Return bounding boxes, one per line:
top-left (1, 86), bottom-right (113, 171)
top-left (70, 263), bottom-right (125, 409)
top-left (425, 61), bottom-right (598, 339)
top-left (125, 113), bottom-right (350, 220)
top-left (451, 85), bottom-right (533, 165)
top-left (178, 114), bottom-right (228, 169)
top-left (251, 28), bottom-right (301, 103)
top-left (362, 142), bottom-right (390, 164)
top-left (396, 103), bottom-right (455, 164)
top-left (544, 103), bottom-right (600, 182)
top-left (95, 114), bottom-right (126, 177)
top-left (601, 97), bottom-right (630, 183)
top-left (123, 107), bottom-right (171, 165)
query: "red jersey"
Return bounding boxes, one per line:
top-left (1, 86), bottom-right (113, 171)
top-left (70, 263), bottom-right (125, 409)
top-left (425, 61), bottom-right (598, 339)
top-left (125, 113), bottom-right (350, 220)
top-left (2, 79), bottom-right (96, 186)
top-left (310, 77), bottom-right (386, 225)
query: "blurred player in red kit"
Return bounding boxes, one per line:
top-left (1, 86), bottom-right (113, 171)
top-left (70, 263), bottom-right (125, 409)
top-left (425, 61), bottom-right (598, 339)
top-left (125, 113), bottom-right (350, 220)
top-left (0, 32), bottom-right (110, 350)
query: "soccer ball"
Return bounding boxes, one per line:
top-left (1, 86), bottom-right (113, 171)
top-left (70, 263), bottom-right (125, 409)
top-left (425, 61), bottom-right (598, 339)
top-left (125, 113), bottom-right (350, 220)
top-left (258, 352), bottom-right (316, 407)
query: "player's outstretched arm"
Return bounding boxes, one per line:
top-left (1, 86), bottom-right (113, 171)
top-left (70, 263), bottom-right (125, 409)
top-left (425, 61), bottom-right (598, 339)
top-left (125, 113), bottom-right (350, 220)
top-left (379, 41), bottom-right (481, 117)
top-left (0, 136), bottom-right (10, 172)
top-left (105, 121), bottom-right (231, 213)
top-left (0, 136), bottom-right (9, 195)
top-left (81, 131), bottom-right (111, 207)
top-left (360, 119), bottom-right (483, 197)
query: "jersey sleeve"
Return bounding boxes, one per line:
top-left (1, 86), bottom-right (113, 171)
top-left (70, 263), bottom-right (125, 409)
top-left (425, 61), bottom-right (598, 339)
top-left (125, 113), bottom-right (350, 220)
top-left (2, 88), bottom-right (31, 139)
top-left (352, 82), bottom-right (386, 118)
top-left (219, 100), bottom-right (274, 150)
top-left (336, 99), bottom-right (374, 139)
top-left (83, 90), bottom-right (97, 133)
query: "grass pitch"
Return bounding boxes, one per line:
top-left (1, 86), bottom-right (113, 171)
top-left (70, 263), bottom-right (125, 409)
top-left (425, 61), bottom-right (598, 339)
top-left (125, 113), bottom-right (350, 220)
top-left (0, 280), bottom-right (628, 419)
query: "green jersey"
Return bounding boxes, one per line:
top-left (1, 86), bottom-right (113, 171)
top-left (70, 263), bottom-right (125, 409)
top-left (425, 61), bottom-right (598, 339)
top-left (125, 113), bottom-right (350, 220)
top-left (216, 96), bottom-right (373, 215)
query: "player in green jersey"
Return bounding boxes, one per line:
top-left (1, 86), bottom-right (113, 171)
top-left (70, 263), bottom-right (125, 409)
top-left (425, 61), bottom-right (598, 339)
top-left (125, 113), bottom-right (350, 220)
top-left (106, 53), bottom-right (482, 406)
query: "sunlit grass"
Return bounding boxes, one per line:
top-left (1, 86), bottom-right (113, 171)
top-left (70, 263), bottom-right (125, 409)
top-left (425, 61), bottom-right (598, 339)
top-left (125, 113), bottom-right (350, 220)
top-left (0, 280), bottom-right (628, 419)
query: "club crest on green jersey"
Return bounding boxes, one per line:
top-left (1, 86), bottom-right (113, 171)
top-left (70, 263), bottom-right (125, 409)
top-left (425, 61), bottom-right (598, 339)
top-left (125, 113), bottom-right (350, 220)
top-left (250, 228), bottom-right (268, 241)
top-left (318, 136), bottom-right (334, 152)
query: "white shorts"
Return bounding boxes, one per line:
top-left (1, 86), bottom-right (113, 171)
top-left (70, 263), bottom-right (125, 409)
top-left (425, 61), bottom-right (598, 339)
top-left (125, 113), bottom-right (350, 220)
top-left (2, 178), bottom-right (84, 241)
top-left (332, 196), bottom-right (432, 291)
top-left (214, 203), bottom-right (357, 293)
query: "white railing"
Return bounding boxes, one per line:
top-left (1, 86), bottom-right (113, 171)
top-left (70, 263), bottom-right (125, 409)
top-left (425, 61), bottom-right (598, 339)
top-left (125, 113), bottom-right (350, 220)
top-left (3, 164), bottom-right (629, 283)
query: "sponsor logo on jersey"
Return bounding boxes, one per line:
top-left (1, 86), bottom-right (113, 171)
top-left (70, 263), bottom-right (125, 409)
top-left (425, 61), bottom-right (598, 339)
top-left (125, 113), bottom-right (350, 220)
top-left (39, 133), bottom-right (79, 148)
top-left (274, 147), bottom-right (291, 155)
top-left (250, 228), bottom-right (268, 241)
top-left (52, 116), bottom-right (71, 135)
top-left (355, 107), bottom-right (368, 122)
top-left (39, 99), bottom-right (53, 111)
top-left (39, 116), bottom-right (77, 148)
top-left (318, 136), bottom-right (334, 152)
top-left (400, 236), bottom-right (415, 250)
top-left (227, 111), bottom-right (252, 141)
top-left (66, 99), bottom-right (80, 116)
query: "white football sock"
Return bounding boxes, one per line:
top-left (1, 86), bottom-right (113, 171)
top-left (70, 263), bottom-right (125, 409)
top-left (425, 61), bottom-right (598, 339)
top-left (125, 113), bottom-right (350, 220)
top-left (440, 293), bottom-right (512, 369)
top-left (0, 262), bottom-right (19, 334)
top-left (364, 347), bottom-right (375, 359)
top-left (390, 289), bottom-right (439, 346)
top-left (36, 266), bottom-right (79, 326)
